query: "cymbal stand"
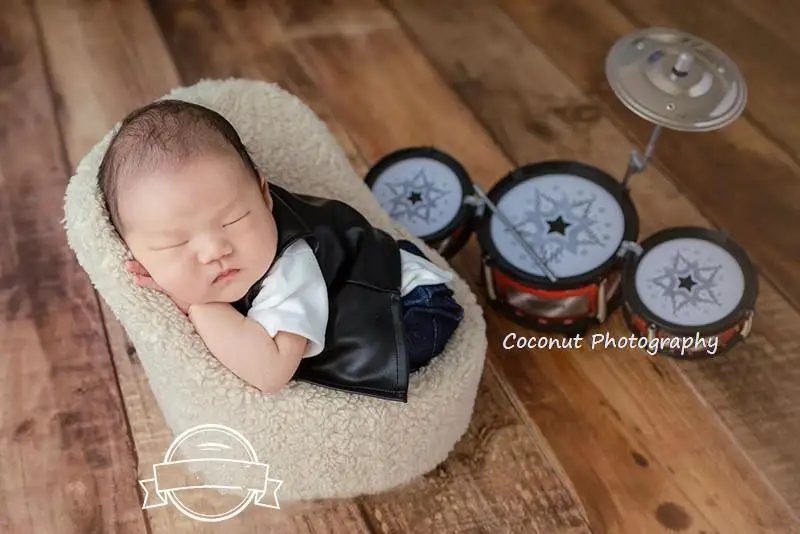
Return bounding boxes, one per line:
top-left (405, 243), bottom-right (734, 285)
top-left (622, 123), bottom-right (663, 187)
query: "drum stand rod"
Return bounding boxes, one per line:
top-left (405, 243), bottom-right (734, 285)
top-left (471, 184), bottom-right (559, 282)
top-left (622, 124), bottom-right (663, 187)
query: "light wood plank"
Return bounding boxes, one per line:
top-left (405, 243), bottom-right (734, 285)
top-left (149, 1), bottom-right (594, 532)
top-left (263, 0), bottom-right (798, 531)
top-left (34, 0), bottom-right (374, 532)
top-left (0, 1), bottom-right (148, 532)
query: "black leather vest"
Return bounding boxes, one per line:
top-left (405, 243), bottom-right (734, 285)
top-left (232, 184), bottom-right (409, 402)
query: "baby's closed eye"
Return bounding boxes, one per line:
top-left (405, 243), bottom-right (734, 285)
top-left (223, 211), bottom-right (250, 227)
top-left (151, 240), bottom-right (188, 251)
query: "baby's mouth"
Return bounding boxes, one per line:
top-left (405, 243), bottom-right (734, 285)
top-left (213, 268), bottom-right (240, 284)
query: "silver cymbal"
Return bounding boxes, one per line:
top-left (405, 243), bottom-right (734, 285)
top-left (606, 28), bottom-right (747, 132)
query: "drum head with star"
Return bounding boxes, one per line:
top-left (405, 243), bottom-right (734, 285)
top-left (366, 148), bottom-right (471, 241)
top-left (482, 167), bottom-right (635, 284)
top-left (630, 228), bottom-right (756, 329)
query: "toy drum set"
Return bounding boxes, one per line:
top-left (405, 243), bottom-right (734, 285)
top-left (366, 146), bottom-right (479, 259)
top-left (365, 28), bottom-right (757, 360)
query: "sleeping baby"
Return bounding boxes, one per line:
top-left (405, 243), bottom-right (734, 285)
top-left (98, 99), bottom-right (464, 403)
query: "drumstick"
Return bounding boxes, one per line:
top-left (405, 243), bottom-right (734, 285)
top-left (471, 184), bottom-right (559, 282)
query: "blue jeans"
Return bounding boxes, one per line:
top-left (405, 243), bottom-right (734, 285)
top-left (398, 240), bottom-right (465, 372)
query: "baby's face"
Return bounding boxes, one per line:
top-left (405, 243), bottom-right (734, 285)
top-left (118, 152), bottom-right (279, 306)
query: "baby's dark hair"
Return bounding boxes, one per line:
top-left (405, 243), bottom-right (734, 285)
top-left (98, 99), bottom-right (259, 234)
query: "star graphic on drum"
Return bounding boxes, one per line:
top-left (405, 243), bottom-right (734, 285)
top-left (678, 275), bottom-right (697, 291)
top-left (513, 190), bottom-right (606, 262)
top-left (648, 250), bottom-right (723, 314)
top-left (384, 168), bottom-right (449, 224)
top-left (547, 216), bottom-right (571, 235)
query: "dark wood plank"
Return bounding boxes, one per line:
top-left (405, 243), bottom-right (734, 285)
top-left (0, 1), bottom-right (148, 533)
top-left (149, 1), bottom-right (594, 532)
top-left (34, 1), bottom-right (375, 532)
top-left (495, 0), bottom-right (800, 318)
top-left (726, 0), bottom-right (800, 56)
top-left (295, 0), bottom-right (799, 531)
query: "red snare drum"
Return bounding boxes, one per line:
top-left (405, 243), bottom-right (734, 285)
top-left (476, 161), bottom-right (640, 335)
top-left (621, 226), bottom-right (758, 359)
top-left (365, 146), bottom-right (477, 259)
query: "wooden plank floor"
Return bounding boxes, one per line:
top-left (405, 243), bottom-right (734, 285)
top-left (1, 0), bottom-right (799, 533)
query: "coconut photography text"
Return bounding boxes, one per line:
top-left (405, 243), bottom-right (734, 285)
top-left (502, 331), bottom-right (719, 357)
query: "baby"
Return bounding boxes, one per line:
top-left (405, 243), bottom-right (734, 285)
top-left (99, 99), bottom-right (464, 402)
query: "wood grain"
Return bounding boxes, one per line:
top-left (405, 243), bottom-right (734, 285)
top-left (34, 0), bottom-right (374, 532)
top-left (149, 1), bottom-right (594, 532)
top-left (0, 1), bottom-right (148, 533)
top-left (495, 0), bottom-right (800, 316)
top-left (725, 0), bottom-right (800, 57)
top-left (269, 0), bottom-right (798, 531)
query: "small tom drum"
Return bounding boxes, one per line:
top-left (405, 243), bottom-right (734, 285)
top-left (477, 161), bottom-right (640, 334)
top-left (622, 226), bottom-right (758, 359)
top-left (365, 147), bottom-right (477, 258)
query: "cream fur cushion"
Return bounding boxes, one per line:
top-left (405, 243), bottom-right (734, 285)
top-left (63, 78), bottom-right (487, 502)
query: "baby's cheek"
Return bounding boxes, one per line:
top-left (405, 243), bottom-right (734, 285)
top-left (249, 219), bottom-right (278, 252)
top-left (244, 235), bottom-right (276, 269)
top-left (152, 256), bottom-right (194, 291)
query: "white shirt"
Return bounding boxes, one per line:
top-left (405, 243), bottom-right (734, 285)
top-left (246, 239), bottom-right (453, 358)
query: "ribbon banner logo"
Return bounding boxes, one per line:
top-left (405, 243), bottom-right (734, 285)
top-left (139, 423), bottom-right (283, 522)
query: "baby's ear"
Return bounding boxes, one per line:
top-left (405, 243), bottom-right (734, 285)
top-left (259, 173), bottom-right (273, 208)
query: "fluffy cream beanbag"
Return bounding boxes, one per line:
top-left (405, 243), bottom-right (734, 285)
top-left (64, 79), bottom-right (487, 502)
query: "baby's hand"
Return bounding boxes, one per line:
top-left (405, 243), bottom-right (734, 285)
top-left (125, 260), bottom-right (191, 315)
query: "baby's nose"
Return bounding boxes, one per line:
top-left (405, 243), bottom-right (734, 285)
top-left (197, 235), bottom-right (233, 263)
